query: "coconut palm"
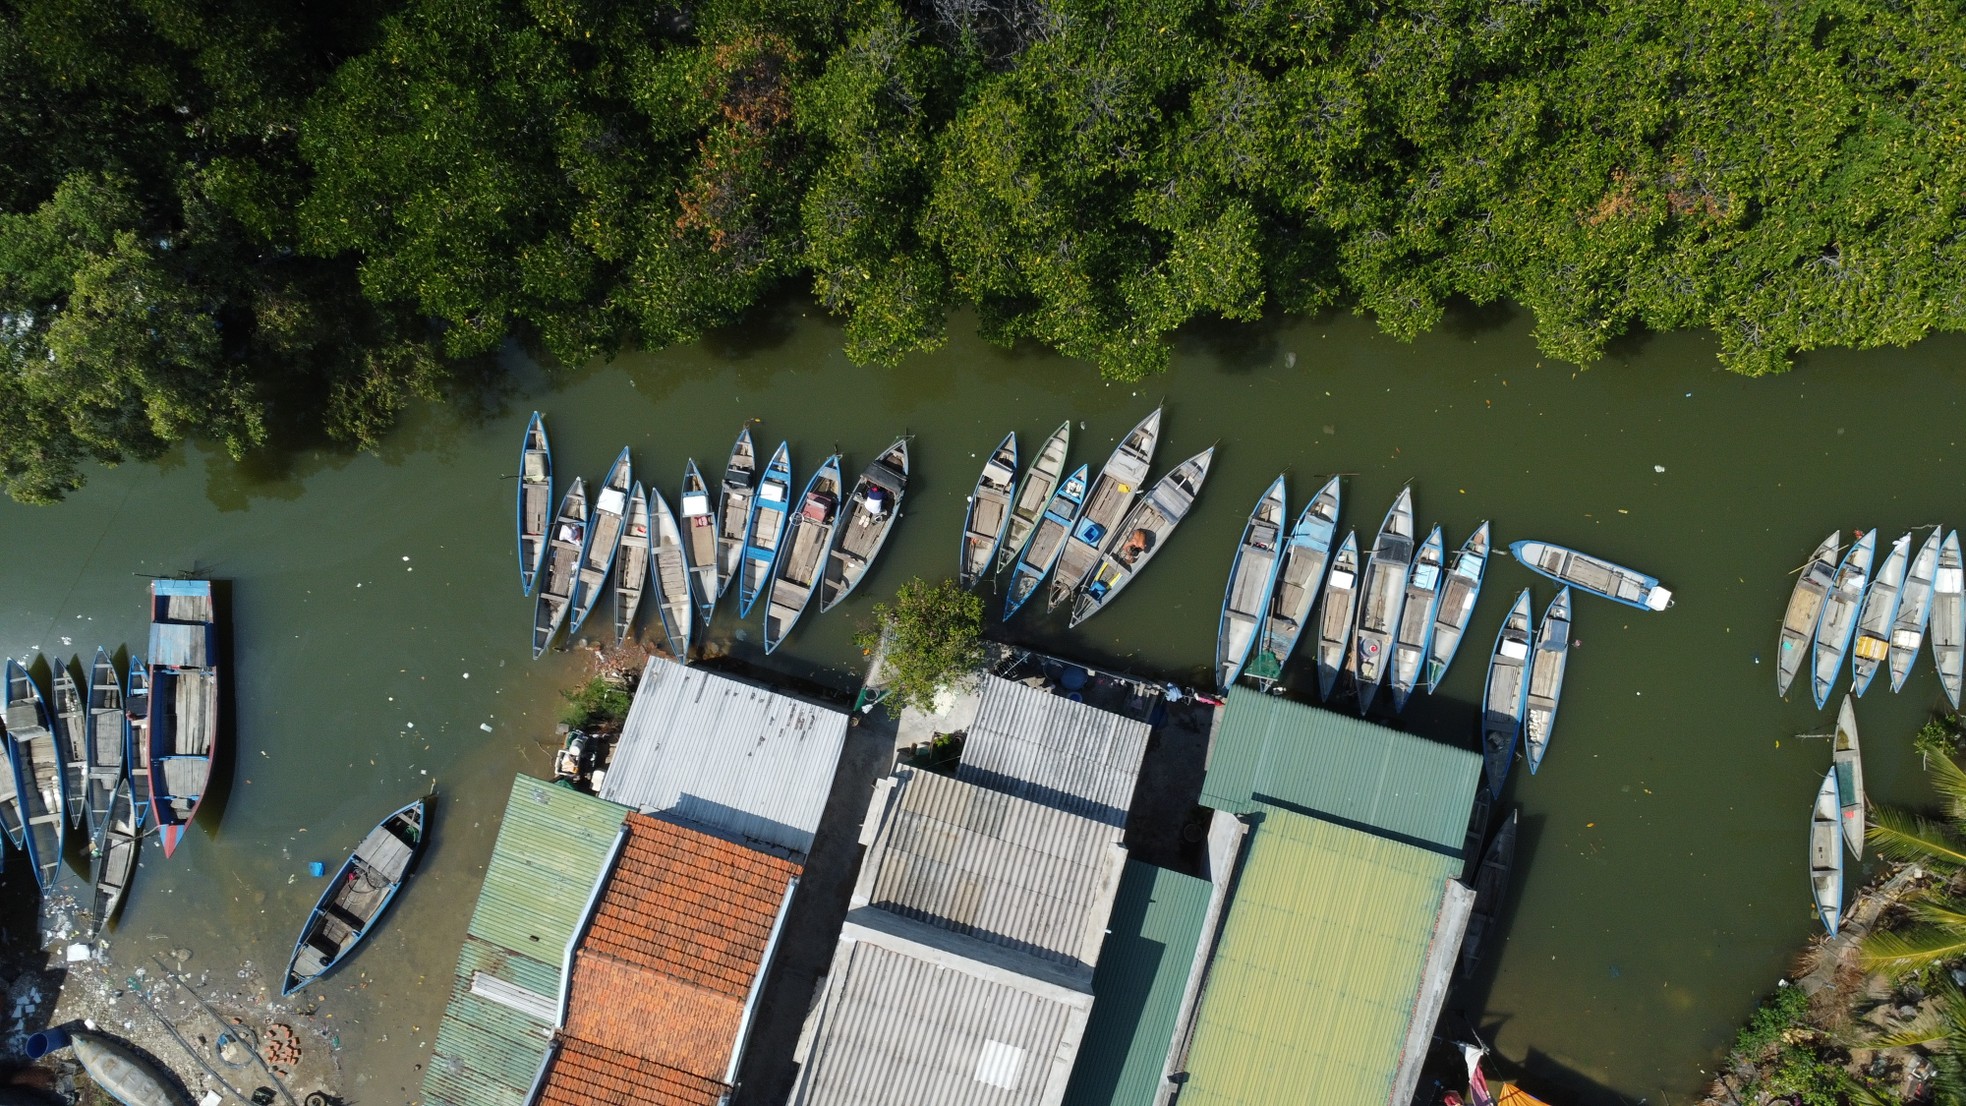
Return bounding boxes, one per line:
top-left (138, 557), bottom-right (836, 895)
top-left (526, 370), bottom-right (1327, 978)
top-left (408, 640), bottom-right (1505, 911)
top-left (1864, 750), bottom-right (1966, 978)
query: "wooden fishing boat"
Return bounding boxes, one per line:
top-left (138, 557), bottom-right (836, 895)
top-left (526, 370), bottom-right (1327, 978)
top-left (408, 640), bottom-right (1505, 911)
top-left (1049, 407), bottom-right (1162, 612)
top-left (1830, 694), bottom-right (1865, 861)
top-left (1810, 531), bottom-right (1876, 709)
top-left (1070, 448), bottom-right (1215, 628)
top-left (998, 421), bottom-right (1071, 575)
top-left (1460, 784), bottom-right (1494, 883)
top-left (1350, 486), bottom-right (1415, 716)
top-left (1523, 588), bottom-right (1573, 775)
top-left (0, 690), bottom-right (21, 852)
top-left (716, 429), bottom-right (757, 600)
top-left (1215, 476), bottom-right (1287, 691)
top-left (1890, 530), bottom-right (1942, 693)
top-left (611, 483), bottom-right (650, 643)
top-left (764, 454), bottom-right (844, 654)
top-left (1850, 532), bottom-right (1909, 697)
top-left (72, 1031), bottom-right (182, 1106)
top-left (53, 665), bottom-right (87, 830)
top-left (1459, 808), bottom-right (1517, 978)
top-left (148, 579), bottom-right (219, 859)
top-left (1388, 526), bottom-right (1446, 712)
top-left (1004, 464), bottom-right (1088, 620)
top-left (959, 432), bottom-right (1018, 589)
top-left (1426, 522), bottom-right (1490, 694)
top-left (1810, 765), bottom-right (1843, 935)
top-left (517, 411), bottom-right (551, 596)
top-left (90, 779), bottom-right (138, 932)
top-left (125, 658), bottom-right (151, 832)
top-left (1509, 541), bottom-right (1673, 611)
top-left (647, 487), bottom-right (692, 658)
top-left (820, 439), bottom-right (910, 613)
top-left (1777, 531), bottom-right (1841, 697)
top-left (1246, 476), bottom-right (1341, 692)
top-left (1315, 531), bottom-right (1362, 701)
top-left (678, 460), bottom-right (720, 627)
top-left (1934, 531), bottom-right (1965, 709)
top-left (8, 659), bottom-right (65, 889)
top-left (284, 797), bottom-right (427, 994)
top-left (530, 477), bottom-right (588, 658)
top-left (85, 648), bottom-right (123, 846)
top-left (567, 447), bottom-right (632, 635)
top-left (1481, 590), bottom-right (1534, 799)
top-left (738, 442), bottom-right (793, 618)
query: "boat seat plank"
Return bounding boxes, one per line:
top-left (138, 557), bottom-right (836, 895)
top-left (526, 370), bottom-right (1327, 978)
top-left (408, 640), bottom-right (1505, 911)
top-left (159, 757), bottom-right (207, 798)
top-left (357, 826), bottom-right (414, 881)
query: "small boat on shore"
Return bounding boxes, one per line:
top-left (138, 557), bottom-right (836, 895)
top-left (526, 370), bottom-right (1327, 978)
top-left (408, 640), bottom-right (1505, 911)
top-left (1811, 530), bottom-right (1876, 708)
top-left (1426, 523), bottom-right (1490, 693)
top-left (716, 429), bottom-right (757, 600)
top-left (1216, 475), bottom-right (1288, 691)
top-left (1245, 476), bottom-right (1340, 692)
top-left (1832, 694), bottom-right (1864, 859)
top-left (517, 412), bottom-right (552, 596)
top-left (1850, 532), bottom-right (1909, 697)
top-left (820, 439), bottom-right (910, 613)
top-left (679, 461), bottom-right (720, 627)
top-left (1460, 808), bottom-right (1518, 979)
top-left (998, 422), bottom-right (1070, 575)
top-left (53, 665), bottom-right (87, 829)
top-left (85, 648), bottom-right (123, 845)
top-left (0, 694), bottom-right (22, 851)
top-left (1777, 532), bottom-right (1841, 697)
top-left (647, 487), bottom-right (692, 658)
top-left (90, 779), bottom-right (138, 932)
top-left (1389, 526), bottom-right (1445, 712)
top-left (1890, 530), bottom-right (1941, 693)
top-left (1481, 590), bottom-right (1534, 799)
top-left (567, 448), bottom-right (632, 635)
top-left (738, 442), bottom-right (793, 618)
top-left (1050, 407), bottom-right (1162, 612)
top-left (1810, 765), bottom-right (1843, 935)
top-left (1523, 588), bottom-right (1573, 775)
top-left (531, 477), bottom-right (588, 658)
top-left (284, 797), bottom-right (427, 994)
top-left (765, 454), bottom-right (844, 653)
top-left (8, 659), bottom-right (65, 889)
top-left (71, 1031), bottom-right (181, 1106)
top-left (148, 579), bottom-right (219, 859)
top-left (1510, 541), bottom-right (1673, 611)
top-left (1004, 465), bottom-right (1088, 620)
top-left (611, 482), bottom-right (650, 643)
top-left (960, 432), bottom-right (1018, 589)
top-left (1934, 530), bottom-right (1965, 709)
top-left (1070, 448), bottom-right (1215, 628)
top-left (1315, 531), bottom-right (1361, 701)
top-left (125, 659), bottom-right (151, 832)
top-left (1351, 486), bottom-right (1415, 715)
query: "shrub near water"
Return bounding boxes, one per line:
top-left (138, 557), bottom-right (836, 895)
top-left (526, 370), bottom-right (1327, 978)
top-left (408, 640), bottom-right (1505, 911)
top-left (560, 676), bottom-right (631, 730)
top-left (856, 577), bottom-right (984, 716)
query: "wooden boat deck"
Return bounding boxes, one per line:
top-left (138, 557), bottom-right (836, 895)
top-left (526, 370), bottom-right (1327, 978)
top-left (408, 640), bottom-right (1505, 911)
top-left (1933, 535), bottom-right (1965, 706)
top-left (1315, 540), bottom-right (1360, 697)
top-left (92, 784), bottom-right (138, 929)
top-left (650, 496), bottom-right (691, 654)
top-left (1427, 530), bottom-right (1487, 691)
top-left (1777, 536), bottom-right (1838, 694)
top-left (1051, 420), bottom-right (1157, 603)
top-left (159, 592), bottom-right (214, 622)
top-left (823, 452), bottom-right (905, 609)
top-left (613, 493), bottom-right (650, 639)
top-left (717, 440), bottom-right (757, 590)
top-left (1001, 423), bottom-right (1070, 572)
top-left (572, 484), bottom-right (628, 617)
top-left (766, 478), bottom-right (840, 646)
top-left (1073, 451), bottom-right (1211, 626)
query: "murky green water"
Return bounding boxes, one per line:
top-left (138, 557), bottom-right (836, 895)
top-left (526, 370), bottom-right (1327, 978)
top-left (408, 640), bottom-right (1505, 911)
top-left (4, 298), bottom-right (1963, 1103)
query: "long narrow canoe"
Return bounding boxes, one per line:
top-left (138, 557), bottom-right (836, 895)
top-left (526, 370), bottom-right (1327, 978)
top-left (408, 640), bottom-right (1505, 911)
top-left (1246, 476), bottom-right (1340, 692)
top-left (764, 454), bottom-right (844, 654)
top-left (0, 721), bottom-right (18, 851)
top-left (1050, 407), bottom-right (1162, 612)
top-left (530, 477), bottom-right (589, 658)
top-left (1459, 808), bottom-right (1518, 979)
top-left (1523, 588), bottom-right (1573, 775)
top-left (1811, 531), bottom-right (1876, 708)
top-left (284, 797), bottom-right (426, 994)
top-left (1777, 532), bottom-right (1841, 697)
top-left (1426, 523), bottom-right (1490, 693)
top-left (1314, 531), bottom-right (1362, 701)
top-left (1934, 531), bottom-right (1965, 709)
top-left (91, 779), bottom-right (138, 933)
top-left (611, 483), bottom-right (650, 644)
top-left (85, 648), bottom-right (123, 846)
top-left (820, 440), bottom-right (910, 613)
top-left (1071, 448), bottom-right (1215, 628)
top-left (1481, 590), bottom-right (1534, 799)
top-left (1004, 465), bottom-right (1088, 621)
top-left (1389, 526), bottom-right (1446, 712)
top-left (72, 1032), bottom-right (182, 1106)
top-left (738, 442), bottom-right (793, 618)
top-left (567, 448), bottom-right (633, 636)
top-left (8, 659), bottom-right (64, 888)
top-left (1810, 766), bottom-right (1843, 935)
top-left (678, 461), bottom-right (720, 627)
top-left (149, 579), bottom-right (219, 859)
top-left (716, 429), bottom-right (758, 600)
top-left (998, 421), bottom-right (1071, 575)
top-left (1851, 533), bottom-right (1909, 697)
top-left (1890, 530), bottom-right (1942, 693)
top-left (959, 432), bottom-right (1017, 590)
top-left (647, 487), bottom-right (692, 658)
top-left (125, 659), bottom-right (151, 832)
top-left (1215, 475), bottom-right (1288, 691)
top-left (1351, 486), bottom-right (1415, 716)
top-left (517, 412), bottom-right (551, 596)
top-left (1832, 694), bottom-right (1864, 859)
top-left (1510, 541), bottom-right (1673, 611)
top-left (53, 664), bottom-right (87, 829)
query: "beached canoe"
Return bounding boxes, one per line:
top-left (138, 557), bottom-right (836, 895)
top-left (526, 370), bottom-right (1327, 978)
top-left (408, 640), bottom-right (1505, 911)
top-left (612, 482), bottom-right (650, 643)
top-left (819, 439), bottom-right (910, 613)
top-left (85, 648), bottom-right (123, 847)
top-left (1832, 694), bottom-right (1864, 859)
top-left (1460, 808), bottom-right (1518, 979)
top-left (765, 454), bottom-right (844, 654)
top-left (678, 461), bottom-right (720, 627)
top-left (1050, 407), bottom-right (1162, 612)
top-left (284, 797), bottom-right (426, 994)
top-left (1890, 530), bottom-right (1941, 693)
top-left (1246, 476), bottom-right (1341, 692)
top-left (517, 412), bottom-right (552, 596)
top-left (647, 486), bottom-right (692, 658)
top-left (1510, 541), bottom-right (1673, 611)
top-left (1070, 448), bottom-right (1215, 628)
top-left (0, 714), bottom-right (18, 852)
top-left (1850, 532), bottom-right (1909, 697)
top-left (530, 477), bottom-right (588, 658)
top-left (91, 779), bottom-right (138, 933)
top-left (1777, 532), bottom-right (1841, 697)
top-left (1351, 486), bottom-right (1415, 715)
top-left (1315, 531), bottom-right (1362, 702)
top-left (7, 659), bottom-right (65, 889)
top-left (148, 579), bottom-right (219, 859)
top-left (1934, 531), bottom-right (1965, 709)
top-left (998, 421), bottom-right (1070, 575)
top-left (53, 664), bottom-right (87, 830)
top-left (1811, 531), bottom-right (1876, 709)
top-left (1523, 588), bottom-right (1573, 775)
top-left (716, 429), bottom-right (757, 600)
top-left (738, 442), bottom-right (793, 618)
top-left (1426, 523), bottom-right (1490, 694)
top-left (72, 1031), bottom-right (184, 1106)
top-left (960, 433), bottom-right (1018, 589)
top-left (1004, 464), bottom-right (1089, 621)
top-left (567, 448), bottom-right (632, 635)
top-left (125, 658), bottom-right (151, 833)
top-left (1481, 590), bottom-right (1534, 799)
top-left (1216, 475), bottom-right (1289, 691)
top-left (1389, 525), bottom-right (1446, 712)
top-left (1810, 765), bottom-right (1843, 935)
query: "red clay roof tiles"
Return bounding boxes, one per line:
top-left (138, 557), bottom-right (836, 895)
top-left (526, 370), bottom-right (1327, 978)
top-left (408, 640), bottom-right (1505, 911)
top-left (537, 1037), bottom-right (729, 1106)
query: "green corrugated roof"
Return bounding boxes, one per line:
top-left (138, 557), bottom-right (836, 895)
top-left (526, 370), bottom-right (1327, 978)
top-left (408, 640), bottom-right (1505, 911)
top-left (1179, 807), bottom-right (1459, 1106)
top-left (1200, 688), bottom-right (1479, 854)
top-left (1061, 860), bottom-right (1213, 1106)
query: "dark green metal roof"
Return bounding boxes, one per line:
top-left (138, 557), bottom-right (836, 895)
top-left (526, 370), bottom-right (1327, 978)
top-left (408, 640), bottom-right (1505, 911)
top-left (1060, 860), bottom-right (1213, 1106)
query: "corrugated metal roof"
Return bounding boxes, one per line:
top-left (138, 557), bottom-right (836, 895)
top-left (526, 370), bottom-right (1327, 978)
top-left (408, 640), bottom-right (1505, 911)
top-left (599, 658), bottom-right (848, 856)
top-left (1177, 808), bottom-right (1462, 1106)
top-left (1199, 688), bottom-right (1479, 855)
top-left (1060, 861), bottom-right (1213, 1106)
top-left (956, 675), bottom-right (1151, 827)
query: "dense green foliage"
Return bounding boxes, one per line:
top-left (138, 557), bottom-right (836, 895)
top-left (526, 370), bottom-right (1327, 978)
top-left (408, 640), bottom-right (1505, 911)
top-left (4, 0), bottom-right (1965, 501)
top-left (559, 674), bottom-right (632, 729)
top-left (857, 576), bottom-right (984, 715)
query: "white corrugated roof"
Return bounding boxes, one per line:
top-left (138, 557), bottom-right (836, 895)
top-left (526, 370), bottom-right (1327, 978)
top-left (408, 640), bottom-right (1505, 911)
top-left (598, 658), bottom-right (848, 857)
top-left (956, 676), bottom-right (1151, 827)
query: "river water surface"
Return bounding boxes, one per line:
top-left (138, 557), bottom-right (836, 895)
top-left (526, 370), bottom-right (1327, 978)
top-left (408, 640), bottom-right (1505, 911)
top-left (3, 299), bottom-right (1963, 1103)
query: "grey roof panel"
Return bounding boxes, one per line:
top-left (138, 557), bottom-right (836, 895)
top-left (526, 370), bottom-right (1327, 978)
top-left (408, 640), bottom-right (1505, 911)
top-left (956, 676), bottom-right (1151, 827)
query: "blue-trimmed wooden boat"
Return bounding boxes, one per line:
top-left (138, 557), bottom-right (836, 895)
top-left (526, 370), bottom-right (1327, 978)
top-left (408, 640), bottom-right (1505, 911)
top-left (1389, 526), bottom-right (1446, 712)
top-left (1510, 540), bottom-right (1673, 611)
top-left (90, 779), bottom-right (138, 933)
top-left (0, 678), bottom-right (25, 850)
top-left (148, 579), bottom-right (218, 859)
top-left (1480, 589), bottom-right (1533, 799)
top-left (1777, 532), bottom-right (1841, 697)
top-left (7, 658), bottom-right (64, 889)
top-left (1810, 530), bottom-right (1875, 708)
top-left (1523, 588), bottom-right (1573, 774)
top-left (739, 442), bottom-right (793, 618)
top-left (531, 477), bottom-right (587, 658)
top-left (124, 658), bottom-right (151, 832)
top-left (1070, 448), bottom-right (1215, 628)
top-left (517, 412), bottom-right (551, 596)
top-left (1246, 476), bottom-right (1340, 692)
top-left (85, 649), bottom-right (124, 847)
top-left (1004, 464), bottom-right (1089, 621)
top-left (998, 422), bottom-right (1070, 576)
top-left (1810, 765), bottom-right (1843, 935)
top-left (820, 439), bottom-right (910, 613)
top-left (679, 460), bottom-right (720, 627)
top-left (716, 429), bottom-right (757, 600)
top-left (1351, 486), bottom-right (1415, 716)
top-left (52, 664), bottom-right (87, 830)
top-left (1933, 531), bottom-right (1965, 709)
top-left (1050, 407), bottom-right (1162, 613)
top-left (647, 485), bottom-right (693, 658)
top-left (1425, 522), bottom-right (1490, 694)
top-left (764, 454), bottom-right (844, 654)
top-left (1314, 531), bottom-right (1361, 701)
top-left (1832, 694), bottom-right (1864, 858)
top-left (1216, 474), bottom-right (1288, 691)
top-left (283, 797), bottom-right (427, 994)
top-left (1890, 530), bottom-right (1942, 693)
top-left (960, 432), bottom-right (1018, 590)
top-left (567, 447), bottom-right (632, 635)
top-left (1850, 532), bottom-right (1909, 697)
top-left (611, 482), bottom-right (650, 643)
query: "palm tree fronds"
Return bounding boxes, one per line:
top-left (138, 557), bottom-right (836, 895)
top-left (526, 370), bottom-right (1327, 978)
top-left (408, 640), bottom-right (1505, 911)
top-left (1859, 925), bottom-right (1966, 976)
top-left (1913, 898), bottom-right (1966, 930)
top-left (1868, 805), bottom-right (1966, 870)
top-left (1932, 749), bottom-right (1966, 821)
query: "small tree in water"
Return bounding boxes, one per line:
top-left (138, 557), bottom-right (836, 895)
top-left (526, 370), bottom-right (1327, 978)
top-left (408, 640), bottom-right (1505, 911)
top-left (856, 577), bottom-right (985, 715)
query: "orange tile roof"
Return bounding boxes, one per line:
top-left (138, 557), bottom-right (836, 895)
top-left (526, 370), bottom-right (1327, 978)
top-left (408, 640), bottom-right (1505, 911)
top-left (537, 1037), bottom-right (728, 1106)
